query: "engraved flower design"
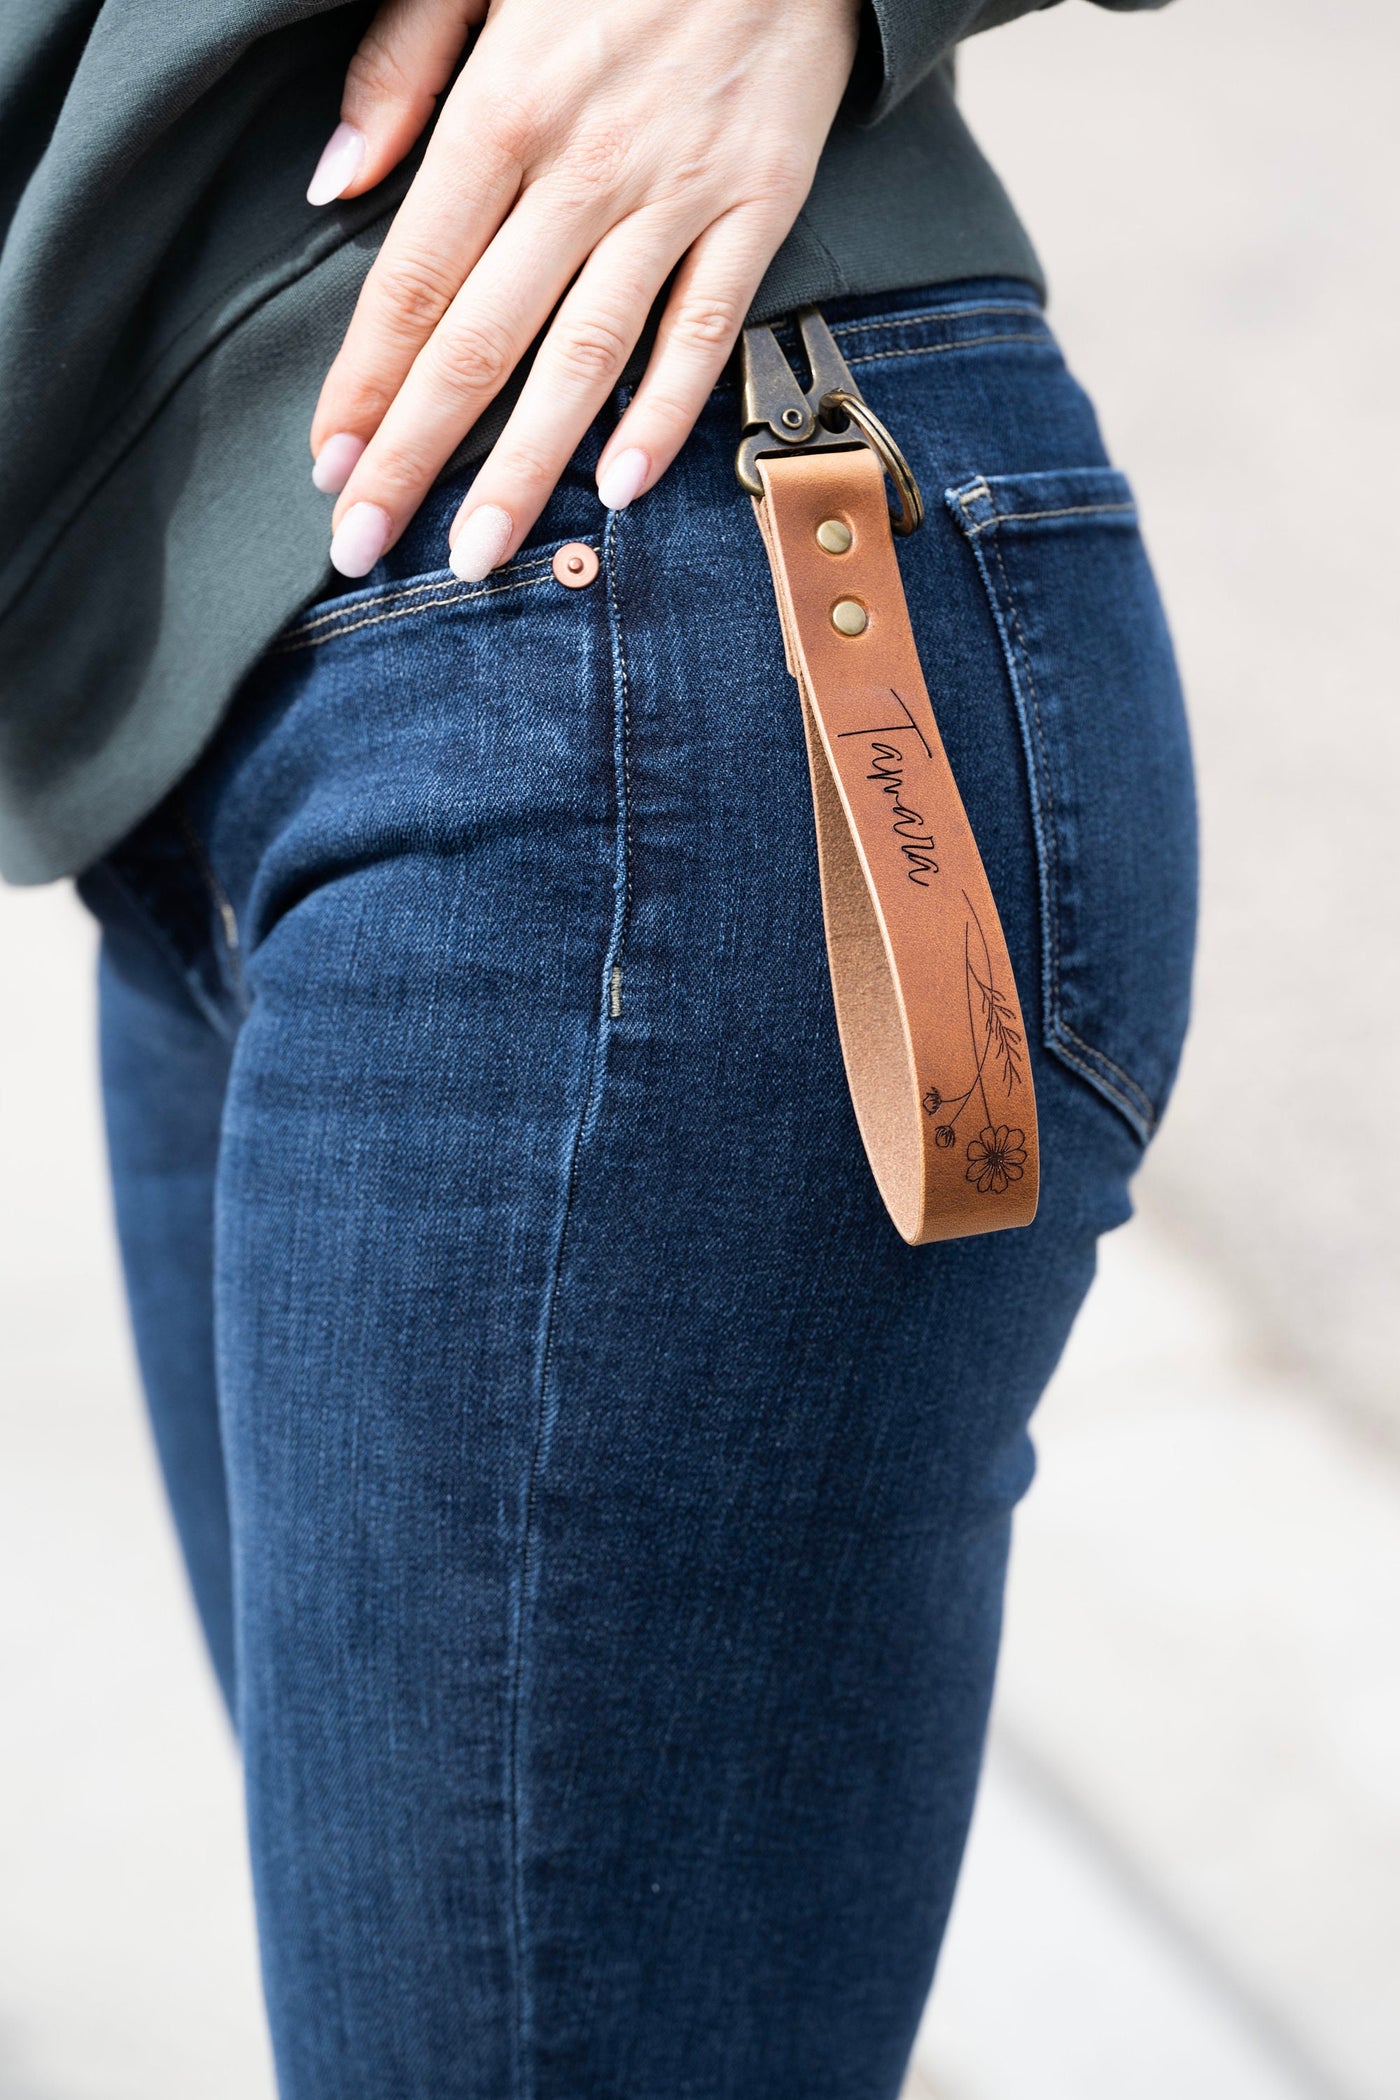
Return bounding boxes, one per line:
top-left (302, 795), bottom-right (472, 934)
top-left (965, 1125), bottom-right (1027, 1195)
top-left (922, 1087), bottom-right (942, 1116)
top-left (934, 1125), bottom-right (956, 1150)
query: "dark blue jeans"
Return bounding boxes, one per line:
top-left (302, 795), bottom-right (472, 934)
top-left (80, 279), bottom-right (1196, 2100)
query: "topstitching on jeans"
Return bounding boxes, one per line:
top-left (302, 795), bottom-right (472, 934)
top-left (952, 483), bottom-right (1159, 1139)
top-left (830, 297), bottom-right (1044, 337)
top-left (844, 330), bottom-right (1051, 370)
top-left (505, 509), bottom-right (633, 2100)
top-left (826, 294), bottom-right (1045, 333)
top-left (988, 522), bottom-right (1155, 1131)
top-left (601, 507), bottom-right (636, 981)
top-left (959, 498), bottom-right (1138, 533)
top-left (274, 557), bottom-right (560, 652)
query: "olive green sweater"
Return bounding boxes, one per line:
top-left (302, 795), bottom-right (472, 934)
top-left (0, 0), bottom-right (1169, 882)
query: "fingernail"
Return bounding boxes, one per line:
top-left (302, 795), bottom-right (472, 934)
top-left (329, 501), bottom-right (390, 578)
top-left (307, 121), bottom-right (366, 207)
top-left (449, 504), bottom-right (513, 582)
top-left (311, 431), bottom-right (366, 495)
top-left (597, 447), bottom-right (648, 511)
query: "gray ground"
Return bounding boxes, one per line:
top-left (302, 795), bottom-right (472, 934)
top-left (1, 2), bottom-right (1396, 2094)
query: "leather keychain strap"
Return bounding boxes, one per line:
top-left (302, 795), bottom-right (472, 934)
top-left (750, 441), bottom-right (1039, 1244)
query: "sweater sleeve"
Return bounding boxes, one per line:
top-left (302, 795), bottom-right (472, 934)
top-left (856, 0), bottom-right (1173, 126)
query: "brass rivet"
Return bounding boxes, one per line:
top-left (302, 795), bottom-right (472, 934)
top-left (816, 518), bottom-right (852, 555)
top-left (831, 598), bottom-right (868, 637)
top-left (780, 406), bottom-right (805, 430)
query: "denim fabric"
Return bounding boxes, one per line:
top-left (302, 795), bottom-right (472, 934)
top-left (80, 278), bottom-right (1197, 2100)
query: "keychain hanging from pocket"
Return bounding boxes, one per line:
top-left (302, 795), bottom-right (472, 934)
top-left (738, 308), bottom-right (1039, 1245)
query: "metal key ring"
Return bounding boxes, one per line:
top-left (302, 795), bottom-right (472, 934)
top-left (819, 390), bottom-right (925, 537)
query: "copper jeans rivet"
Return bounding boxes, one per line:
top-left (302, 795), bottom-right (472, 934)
top-left (552, 542), bottom-right (599, 588)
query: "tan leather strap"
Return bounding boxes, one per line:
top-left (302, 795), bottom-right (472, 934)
top-left (752, 445), bottom-right (1039, 1244)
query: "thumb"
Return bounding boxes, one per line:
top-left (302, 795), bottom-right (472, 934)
top-left (307, 0), bottom-right (488, 206)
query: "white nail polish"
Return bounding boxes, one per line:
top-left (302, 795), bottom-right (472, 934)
top-left (312, 432), bottom-right (366, 495)
top-left (597, 448), bottom-right (648, 512)
top-left (307, 122), bottom-right (366, 208)
top-left (329, 502), bottom-right (390, 578)
top-left (449, 505), bottom-right (513, 583)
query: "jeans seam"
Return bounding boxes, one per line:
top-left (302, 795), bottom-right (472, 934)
top-left (961, 499), bottom-right (1137, 533)
top-left (287, 559), bottom-right (553, 637)
top-left (602, 507), bottom-right (636, 974)
top-left (980, 520), bottom-right (1064, 1077)
top-left (506, 520), bottom-right (630, 2100)
top-left (984, 524), bottom-right (1155, 1126)
top-left (952, 479), bottom-right (1159, 1138)
top-left (1045, 1020), bottom-right (1155, 1138)
top-left (845, 329), bottom-right (1050, 369)
top-left (830, 297), bottom-right (1042, 338)
top-left (274, 563), bottom-right (556, 651)
top-left (507, 1112), bottom-right (581, 2100)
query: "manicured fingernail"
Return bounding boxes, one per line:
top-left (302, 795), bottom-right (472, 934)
top-left (311, 432), bottom-right (366, 495)
top-left (307, 122), bottom-right (366, 207)
top-left (449, 504), bottom-right (513, 582)
top-left (329, 501), bottom-right (390, 578)
top-left (597, 447), bottom-right (648, 511)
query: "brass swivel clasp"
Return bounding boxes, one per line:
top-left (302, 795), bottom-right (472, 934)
top-left (735, 307), bottom-right (924, 536)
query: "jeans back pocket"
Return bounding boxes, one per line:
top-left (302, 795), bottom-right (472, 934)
top-left (948, 467), bottom-right (1197, 1142)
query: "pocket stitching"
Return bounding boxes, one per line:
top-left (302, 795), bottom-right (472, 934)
top-left (951, 476), bottom-right (1160, 1139)
top-left (275, 558), bottom-right (558, 653)
top-left (292, 561), bottom-right (550, 638)
top-left (845, 330), bottom-right (1050, 370)
top-left (831, 298), bottom-right (1043, 338)
top-left (961, 499), bottom-right (1137, 534)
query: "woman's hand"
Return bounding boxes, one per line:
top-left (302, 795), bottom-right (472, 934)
top-left (308, 0), bottom-right (861, 579)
